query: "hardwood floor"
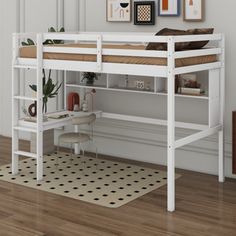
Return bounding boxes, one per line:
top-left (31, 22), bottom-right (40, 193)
top-left (0, 135), bottom-right (236, 236)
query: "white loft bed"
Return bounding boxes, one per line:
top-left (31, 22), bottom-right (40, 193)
top-left (12, 32), bottom-right (225, 212)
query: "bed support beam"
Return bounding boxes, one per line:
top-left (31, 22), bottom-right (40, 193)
top-left (175, 125), bottom-right (222, 149)
top-left (12, 33), bottom-right (20, 176)
top-left (36, 34), bottom-right (43, 181)
top-left (97, 35), bottom-right (102, 72)
top-left (218, 130), bottom-right (224, 182)
top-left (219, 35), bottom-right (225, 183)
top-left (167, 36), bottom-right (175, 212)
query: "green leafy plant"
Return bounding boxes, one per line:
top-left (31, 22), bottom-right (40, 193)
top-left (81, 72), bottom-right (98, 85)
top-left (29, 69), bottom-right (62, 113)
top-left (22, 38), bottom-right (35, 46)
top-left (43, 27), bottom-right (65, 45)
top-left (21, 27), bottom-right (65, 46)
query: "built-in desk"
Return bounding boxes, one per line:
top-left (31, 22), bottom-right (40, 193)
top-left (18, 110), bottom-right (102, 155)
top-left (19, 110), bottom-right (102, 131)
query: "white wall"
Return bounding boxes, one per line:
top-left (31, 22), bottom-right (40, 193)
top-left (0, 0), bottom-right (19, 136)
top-left (0, 0), bottom-right (235, 178)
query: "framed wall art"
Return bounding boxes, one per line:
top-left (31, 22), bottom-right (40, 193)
top-left (134, 1), bottom-right (155, 25)
top-left (158, 0), bottom-right (181, 16)
top-left (106, 0), bottom-right (131, 22)
top-left (183, 0), bottom-right (204, 21)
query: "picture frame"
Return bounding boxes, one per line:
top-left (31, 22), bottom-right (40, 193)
top-left (183, 0), bottom-right (204, 21)
top-left (106, 0), bottom-right (131, 22)
top-left (158, 0), bottom-right (181, 16)
top-left (134, 1), bottom-right (155, 25)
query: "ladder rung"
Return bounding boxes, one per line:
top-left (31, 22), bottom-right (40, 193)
top-left (14, 65), bottom-right (37, 69)
top-left (14, 96), bottom-right (37, 101)
top-left (14, 126), bottom-right (37, 133)
top-left (14, 151), bottom-right (37, 159)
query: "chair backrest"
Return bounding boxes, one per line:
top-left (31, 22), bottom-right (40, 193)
top-left (72, 113), bottom-right (96, 126)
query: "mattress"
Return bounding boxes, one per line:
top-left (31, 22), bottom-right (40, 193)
top-left (19, 43), bottom-right (217, 67)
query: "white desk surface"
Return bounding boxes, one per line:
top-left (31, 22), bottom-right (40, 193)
top-left (19, 110), bottom-right (102, 131)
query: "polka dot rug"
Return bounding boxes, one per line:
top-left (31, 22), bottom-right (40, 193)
top-left (0, 152), bottom-right (181, 208)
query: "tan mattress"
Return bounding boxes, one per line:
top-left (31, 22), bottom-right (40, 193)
top-left (19, 43), bottom-right (217, 67)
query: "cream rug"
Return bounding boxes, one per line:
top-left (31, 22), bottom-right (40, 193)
top-left (0, 152), bottom-right (180, 208)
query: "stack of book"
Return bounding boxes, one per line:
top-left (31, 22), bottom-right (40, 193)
top-left (178, 87), bottom-right (203, 96)
top-left (178, 73), bottom-right (204, 96)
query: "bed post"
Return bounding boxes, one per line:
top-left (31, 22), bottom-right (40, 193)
top-left (12, 33), bottom-right (19, 175)
top-left (167, 36), bottom-right (175, 212)
top-left (36, 33), bottom-right (43, 181)
top-left (219, 34), bottom-right (225, 183)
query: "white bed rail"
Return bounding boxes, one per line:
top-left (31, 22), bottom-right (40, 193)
top-left (40, 32), bottom-right (222, 42)
top-left (42, 32), bottom-right (169, 43)
top-left (40, 33), bottom-right (223, 59)
top-left (15, 32), bottom-right (224, 76)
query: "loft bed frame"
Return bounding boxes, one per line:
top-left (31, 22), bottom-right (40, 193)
top-left (12, 32), bottom-right (225, 212)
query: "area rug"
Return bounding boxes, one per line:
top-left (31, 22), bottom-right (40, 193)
top-left (0, 152), bottom-right (180, 208)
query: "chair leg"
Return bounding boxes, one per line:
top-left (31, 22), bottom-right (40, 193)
top-left (56, 140), bottom-right (60, 167)
top-left (94, 145), bottom-right (98, 170)
top-left (89, 140), bottom-right (98, 168)
top-left (80, 143), bottom-right (86, 173)
top-left (94, 144), bottom-right (98, 160)
top-left (70, 143), bottom-right (73, 164)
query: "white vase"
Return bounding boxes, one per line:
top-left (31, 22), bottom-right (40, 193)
top-left (82, 100), bottom-right (89, 112)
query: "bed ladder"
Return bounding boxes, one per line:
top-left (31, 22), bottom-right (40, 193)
top-left (12, 33), bottom-right (44, 181)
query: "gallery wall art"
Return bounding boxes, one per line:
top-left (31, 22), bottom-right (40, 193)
top-left (183, 0), bottom-right (204, 21)
top-left (134, 1), bottom-right (155, 25)
top-left (106, 0), bottom-right (131, 22)
top-left (158, 0), bottom-right (180, 16)
top-left (106, 0), bottom-right (206, 24)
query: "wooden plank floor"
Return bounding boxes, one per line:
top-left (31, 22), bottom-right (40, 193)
top-left (0, 135), bottom-right (236, 236)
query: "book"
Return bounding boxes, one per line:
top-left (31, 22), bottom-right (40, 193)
top-left (23, 116), bottom-right (48, 122)
top-left (179, 87), bottom-right (203, 96)
top-left (47, 114), bottom-right (70, 119)
top-left (23, 117), bottom-right (37, 123)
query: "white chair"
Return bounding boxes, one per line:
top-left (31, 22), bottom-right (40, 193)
top-left (57, 113), bottom-right (98, 167)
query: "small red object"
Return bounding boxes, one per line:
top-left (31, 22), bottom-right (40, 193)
top-left (67, 93), bottom-right (80, 111)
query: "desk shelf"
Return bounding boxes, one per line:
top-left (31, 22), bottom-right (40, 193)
top-left (66, 73), bottom-right (209, 99)
top-left (66, 83), bottom-right (209, 99)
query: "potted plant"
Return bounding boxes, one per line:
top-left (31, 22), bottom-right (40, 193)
top-left (81, 72), bottom-right (98, 86)
top-left (29, 69), bottom-right (62, 113)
